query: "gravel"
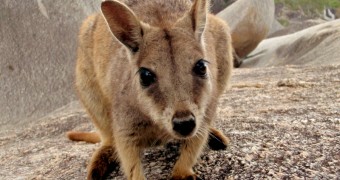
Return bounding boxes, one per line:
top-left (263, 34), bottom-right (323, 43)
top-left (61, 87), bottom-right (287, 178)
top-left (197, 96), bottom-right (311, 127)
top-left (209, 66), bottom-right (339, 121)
top-left (0, 64), bottom-right (339, 179)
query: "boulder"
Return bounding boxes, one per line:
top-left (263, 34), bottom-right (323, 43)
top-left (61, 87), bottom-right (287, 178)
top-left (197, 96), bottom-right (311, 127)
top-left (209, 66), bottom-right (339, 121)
top-left (217, 0), bottom-right (275, 66)
top-left (268, 19), bottom-right (325, 38)
top-left (241, 20), bottom-right (340, 67)
top-left (0, 0), bottom-right (99, 130)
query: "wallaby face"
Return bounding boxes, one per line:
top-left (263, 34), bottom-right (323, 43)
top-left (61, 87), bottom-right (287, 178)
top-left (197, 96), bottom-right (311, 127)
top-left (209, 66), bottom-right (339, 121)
top-left (102, 0), bottom-right (211, 139)
top-left (68, 0), bottom-right (233, 179)
top-left (130, 29), bottom-right (212, 139)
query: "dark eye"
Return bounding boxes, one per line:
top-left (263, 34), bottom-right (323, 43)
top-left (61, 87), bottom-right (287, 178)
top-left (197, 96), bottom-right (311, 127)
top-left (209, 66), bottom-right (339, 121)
top-left (193, 59), bottom-right (208, 78)
top-left (139, 67), bottom-right (156, 87)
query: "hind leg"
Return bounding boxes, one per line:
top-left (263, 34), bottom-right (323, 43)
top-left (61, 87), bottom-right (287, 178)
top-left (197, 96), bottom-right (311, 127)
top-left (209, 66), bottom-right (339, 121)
top-left (78, 78), bottom-right (118, 180)
top-left (76, 49), bottom-right (116, 179)
top-left (87, 145), bottom-right (119, 180)
top-left (208, 127), bottom-right (230, 150)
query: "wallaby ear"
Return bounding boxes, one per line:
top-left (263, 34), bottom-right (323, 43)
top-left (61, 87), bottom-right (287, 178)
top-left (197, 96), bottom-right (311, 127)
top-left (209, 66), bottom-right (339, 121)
top-left (101, 1), bottom-right (142, 52)
top-left (189, 0), bottom-right (208, 40)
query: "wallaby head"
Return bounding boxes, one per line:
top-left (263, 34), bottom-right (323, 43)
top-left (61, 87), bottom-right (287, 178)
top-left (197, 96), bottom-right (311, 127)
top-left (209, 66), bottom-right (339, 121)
top-left (101, 0), bottom-right (213, 139)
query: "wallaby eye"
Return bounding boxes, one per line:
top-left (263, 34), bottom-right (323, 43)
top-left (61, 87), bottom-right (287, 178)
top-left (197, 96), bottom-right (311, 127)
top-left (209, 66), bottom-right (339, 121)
top-left (139, 67), bottom-right (156, 87)
top-left (193, 59), bottom-right (208, 78)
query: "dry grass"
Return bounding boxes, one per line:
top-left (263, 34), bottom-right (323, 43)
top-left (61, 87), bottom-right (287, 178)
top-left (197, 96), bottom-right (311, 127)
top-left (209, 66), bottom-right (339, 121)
top-left (275, 0), bottom-right (340, 16)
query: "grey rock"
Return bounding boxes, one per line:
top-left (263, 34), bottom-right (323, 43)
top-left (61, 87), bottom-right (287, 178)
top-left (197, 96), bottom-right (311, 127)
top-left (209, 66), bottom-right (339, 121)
top-left (217, 0), bottom-right (275, 58)
top-left (268, 19), bottom-right (325, 38)
top-left (242, 20), bottom-right (340, 67)
top-left (0, 0), bottom-right (100, 130)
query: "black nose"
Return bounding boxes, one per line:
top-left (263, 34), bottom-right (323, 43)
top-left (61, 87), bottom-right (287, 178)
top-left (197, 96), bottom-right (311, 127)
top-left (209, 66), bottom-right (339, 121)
top-left (172, 117), bottom-right (196, 137)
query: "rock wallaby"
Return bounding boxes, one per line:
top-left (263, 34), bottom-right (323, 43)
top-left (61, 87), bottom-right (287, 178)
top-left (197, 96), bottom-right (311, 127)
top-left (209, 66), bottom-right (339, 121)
top-left (67, 0), bottom-right (233, 179)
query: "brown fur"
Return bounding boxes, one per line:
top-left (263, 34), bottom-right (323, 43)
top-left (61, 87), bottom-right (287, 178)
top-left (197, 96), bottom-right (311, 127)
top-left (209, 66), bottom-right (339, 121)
top-left (68, 0), bottom-right (233, 179)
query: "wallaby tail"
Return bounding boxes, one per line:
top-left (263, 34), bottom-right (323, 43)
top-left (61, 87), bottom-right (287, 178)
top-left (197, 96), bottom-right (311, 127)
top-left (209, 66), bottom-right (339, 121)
top-left (66, 131), bottom-right (101, 144)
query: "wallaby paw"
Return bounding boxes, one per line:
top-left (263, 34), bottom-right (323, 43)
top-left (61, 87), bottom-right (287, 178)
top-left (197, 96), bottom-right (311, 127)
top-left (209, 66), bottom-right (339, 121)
top-left (87, 145), bottom-right (119, 180)
top-left (208, 128), bottom-right (230, 151)
top-left (170, 174), bottom-right (202, 180)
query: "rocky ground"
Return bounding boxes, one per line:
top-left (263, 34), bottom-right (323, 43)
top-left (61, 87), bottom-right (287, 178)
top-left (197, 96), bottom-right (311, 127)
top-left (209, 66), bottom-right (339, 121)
top-left (1, 64), bottom-right (339, 179)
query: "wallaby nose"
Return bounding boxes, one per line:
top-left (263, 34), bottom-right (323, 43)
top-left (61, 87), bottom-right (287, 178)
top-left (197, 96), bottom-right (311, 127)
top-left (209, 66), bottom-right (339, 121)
top-left (172, 115), bottom-right (196, 137)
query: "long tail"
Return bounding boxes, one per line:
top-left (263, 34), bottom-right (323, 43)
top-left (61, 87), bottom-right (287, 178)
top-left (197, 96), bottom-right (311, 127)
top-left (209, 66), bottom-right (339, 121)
top-left (66, 128), bottom-right (230, 149)
top-left (66, 131), bottom-right (101, 144)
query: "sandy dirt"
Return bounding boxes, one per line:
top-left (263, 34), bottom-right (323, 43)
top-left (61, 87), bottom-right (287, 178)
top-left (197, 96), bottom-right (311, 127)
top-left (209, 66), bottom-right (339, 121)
top-left (0, 64), bottom-right (339, 179)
